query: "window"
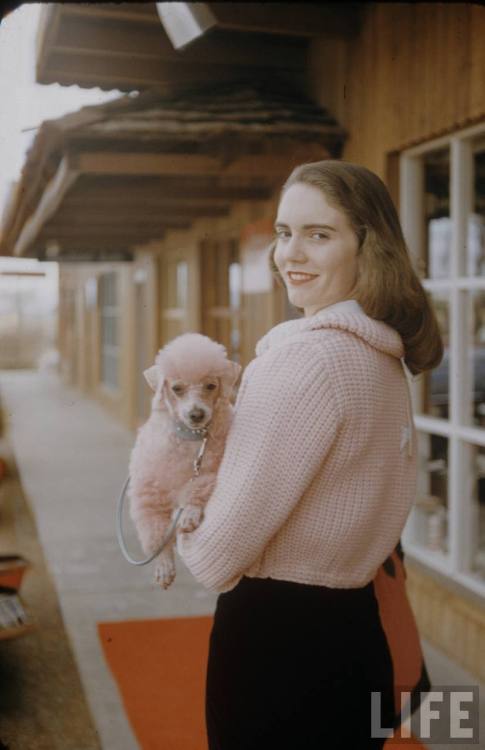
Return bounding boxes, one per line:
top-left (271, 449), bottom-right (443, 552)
top-left (98, 271), bottom-right (120, 390)
top-left (176, 260), bottom-right (188, 309)
top-left (400, 124), bottom-right (485, 597)
top-left (201, 238), bottom-right (242, 363)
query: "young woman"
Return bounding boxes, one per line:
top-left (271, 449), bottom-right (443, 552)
top-left (176, 160), bottom-right (442, 749)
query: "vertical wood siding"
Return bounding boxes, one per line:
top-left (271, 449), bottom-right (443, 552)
top-left (309, 4), bottom-right (485, 176)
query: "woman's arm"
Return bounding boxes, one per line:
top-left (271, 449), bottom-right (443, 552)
top-left (176, 340), bottom-right (343, 592)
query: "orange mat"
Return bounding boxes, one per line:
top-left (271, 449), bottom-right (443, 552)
top-left (98, 616), bottom-right (212, 750)
top-left (98, 616), bottom-right (427, 750)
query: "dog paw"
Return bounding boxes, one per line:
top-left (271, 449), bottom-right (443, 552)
top-left (178, 504), bottom-right (204, 533)
top-left (154, 559), bottom-right (176, 590)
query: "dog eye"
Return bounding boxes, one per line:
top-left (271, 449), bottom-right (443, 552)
top-left (172, 384), bottom-right (184, 394)
top-left (205, 383), bottom-right (217, 390)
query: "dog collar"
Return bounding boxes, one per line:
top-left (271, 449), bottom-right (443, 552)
top-left (173, 421), bottom-right (209, 441)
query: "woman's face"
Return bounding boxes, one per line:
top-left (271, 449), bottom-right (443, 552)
top-left (273, 182), bottom-right (360, 317)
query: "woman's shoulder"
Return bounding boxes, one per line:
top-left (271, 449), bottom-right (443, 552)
top-left (255, 327), bottom-right (359, 364)
top-left (252, 331), bottom-right (333, 369)
top-left (243, 335), bottom-right (340, 403)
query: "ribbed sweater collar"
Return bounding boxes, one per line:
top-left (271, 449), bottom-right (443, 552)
top-left (255, 299), bottom-right (404, 359)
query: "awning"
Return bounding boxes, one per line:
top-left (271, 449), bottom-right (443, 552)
top-left (0, 80), bottom-right (347, 261)
top-left (35, 2), bottom-right (363, 92)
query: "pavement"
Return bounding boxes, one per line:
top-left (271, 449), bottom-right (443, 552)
top-left (0, 369), bottom-right (483, 750)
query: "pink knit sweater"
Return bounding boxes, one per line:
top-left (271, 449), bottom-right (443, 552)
top-left (176, 299), bottom-right (417, 593)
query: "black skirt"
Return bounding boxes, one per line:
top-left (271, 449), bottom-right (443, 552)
top-left (205, 544), bottom-right (431, 750)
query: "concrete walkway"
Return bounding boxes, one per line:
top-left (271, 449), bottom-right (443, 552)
top-left (0, 369), bottom-right (483, 749)
top-left (0, 370), bottom-right (218, 750)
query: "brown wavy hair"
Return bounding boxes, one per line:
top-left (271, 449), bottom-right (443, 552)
top-left (268, 159), bottom-right (444, 377)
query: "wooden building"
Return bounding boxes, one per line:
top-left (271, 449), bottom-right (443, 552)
top-left (1, 2), bottom-right (485, 681)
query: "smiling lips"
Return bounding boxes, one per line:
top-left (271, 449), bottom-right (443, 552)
top-left (287, 271), bottom-right (318, 285)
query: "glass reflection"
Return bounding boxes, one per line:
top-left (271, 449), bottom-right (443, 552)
top-left (469, 144), bottom-right (485, 277)
top-left (408, 432), bottom-right (449, 555)
top-left (424, 148), bottom-right (450, 279)
top-left (465, 442), bottom-right (485, 581)
top-left (421, 292), bottom-right (449, 419)
top-left (464, 291), bottom-right (485, 427)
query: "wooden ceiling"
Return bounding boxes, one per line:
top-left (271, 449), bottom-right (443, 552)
top-left (34, 172), bottom-right (277, 258)
top-left (36, 2), bottom-right (364, 92)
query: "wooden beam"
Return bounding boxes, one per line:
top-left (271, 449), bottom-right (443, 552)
top-left (71, 150), bottom-right (326, 179)
top-left (53, 15), bottom-right (307, 69)
top-left (44, 2), bottom-right (362, 37)
top-left (35, 2), bottom-right (360, 92)
top-left (13, 157), bottom-right (79, 258)
top-left (42, 224), bottom-right (189, 239)
top-left (60, 3), bottom-right (159, 25)
top-left (45, 217), bottom-right (188, 228)
top-left (51, 206), bottom-right (230, 224)
top-left (39, 51), bottom-right (305, 92)
top-left (35, 4), bottom-right (62, 88)
top-left (38, 238), bottom-right (136, 252)
top-left (41, 248), bottom-right (136, 263)
top-left (62, 197), bottom-right (231, 212)
top-left (39, 221), bottom-right (191, 240)
top-left (54, 251), bottom-right (136, 263)
top-left (67, 175), bottom-right (273, 201)
top-left (209, 3), bottom-right (363, 38)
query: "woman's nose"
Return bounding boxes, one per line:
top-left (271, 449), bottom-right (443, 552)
top-left (285, 235), bottom-right (307, 261)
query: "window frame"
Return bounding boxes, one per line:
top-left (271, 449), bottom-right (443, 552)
top-left (400, 120), bottom-right (485, 599)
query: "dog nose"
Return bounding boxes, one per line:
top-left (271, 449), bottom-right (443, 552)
top-left (189, 408), bottom-right (205, 422)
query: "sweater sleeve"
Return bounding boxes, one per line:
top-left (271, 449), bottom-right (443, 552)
top-left (176, 341), bottom-right (343, 592)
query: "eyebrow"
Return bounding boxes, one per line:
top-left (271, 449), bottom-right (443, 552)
top-left (273, 222), bottom-right (337, 232)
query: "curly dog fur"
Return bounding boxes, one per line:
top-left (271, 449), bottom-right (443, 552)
top-left (128, 333), bottom-right (241, 589)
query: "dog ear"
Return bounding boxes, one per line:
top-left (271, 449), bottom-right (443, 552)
top-left (143, 365), bottom-right (161, 393)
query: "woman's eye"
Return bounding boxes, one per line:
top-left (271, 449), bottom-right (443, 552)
top-left (311, 232), bottom-right (328, 240)
top-left (275, 230), bottom-right (290, 239)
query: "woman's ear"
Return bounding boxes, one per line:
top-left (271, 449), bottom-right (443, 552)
top-left (143, 365), bottom-right (161, 392)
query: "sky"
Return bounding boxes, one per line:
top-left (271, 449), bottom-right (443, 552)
top-left (0, 3), bottom-right (122, 227)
